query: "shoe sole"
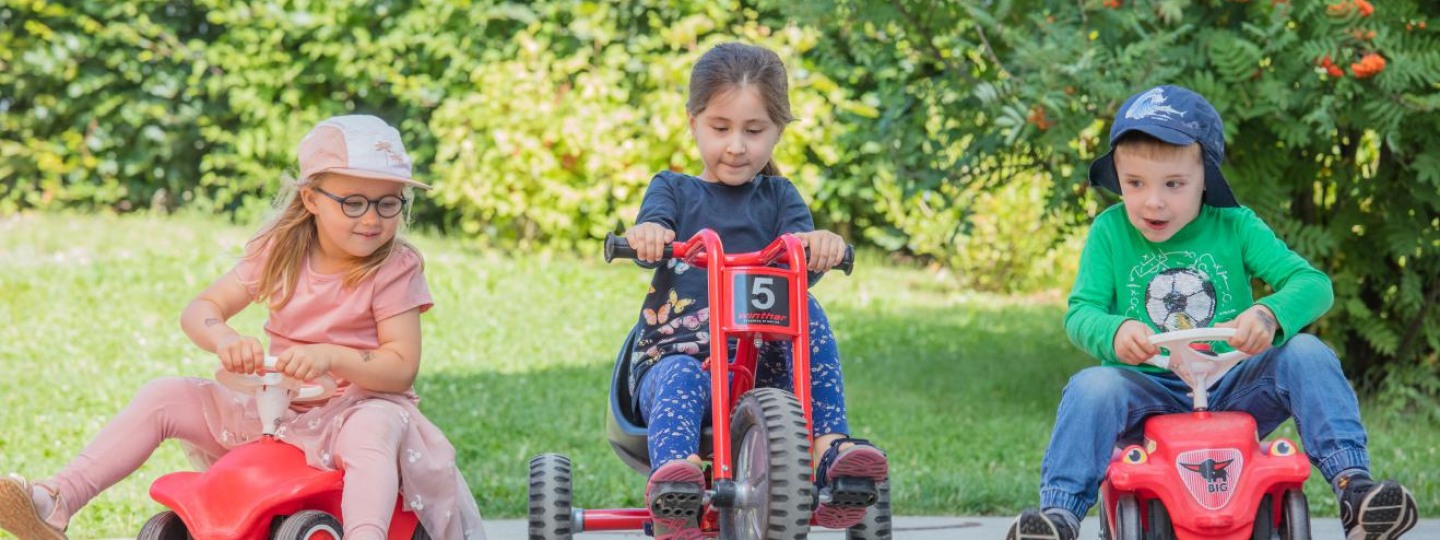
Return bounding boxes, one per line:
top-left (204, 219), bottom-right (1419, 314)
top-left (815, 446), bottom-right (888, 529)
top-left (0, 479), bottom-right (65, 540)
top-left (646, 463), bottom-right (705, 540)
top-left (1006, 511), bottom-right (1063, 540)
top-left (1350, 481), bottom-right (1419, 540)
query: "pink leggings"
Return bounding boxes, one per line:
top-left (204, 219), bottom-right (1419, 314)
top-left (43, 377), bottom-right (402, 540)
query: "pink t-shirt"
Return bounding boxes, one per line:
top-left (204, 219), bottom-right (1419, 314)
top-left (233, 243), bottom-right (433, 357)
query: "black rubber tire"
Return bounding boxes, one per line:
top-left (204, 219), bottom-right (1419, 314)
top-left (273, 510), bottom-right (342, 539)
top-left (1146, 499), bottom-right (1174, 540)
top-left (1279, 489), bottom-right (1311, 540)
top-left (528, 453), bottom-right (575, 540)
top-left (1252, 494), bottom-right (1275, 540)
top-left (136, 510), bottom-right (189, 540)
top-left (846, 481), bottom-right (892, 539)
top-left (411, 523), bottom-right (431, 540)
top-left (722, 387), bottom-right (813, 540)
top-left (1100, 492), bottom-right (1114, 540)
top-left (1115, 494), bottom-right (1143, 540)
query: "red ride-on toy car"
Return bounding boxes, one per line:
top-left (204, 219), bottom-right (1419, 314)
top-left (528, 229), bottom-right (891, 540)
top-left (1101, 328), bottom-right (1311, 540)
top-left (138, 357), bottom-right (429, 540)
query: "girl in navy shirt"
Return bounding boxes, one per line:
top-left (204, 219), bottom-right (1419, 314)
top-left (623, 42), bottom-right (889, 539)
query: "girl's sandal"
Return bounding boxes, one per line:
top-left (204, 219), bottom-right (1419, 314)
top-left (0, 475), bottom-right (67, 540)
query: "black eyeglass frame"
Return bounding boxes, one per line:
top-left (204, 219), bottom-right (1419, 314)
top-left (312, 187), bottom-right (408, 219)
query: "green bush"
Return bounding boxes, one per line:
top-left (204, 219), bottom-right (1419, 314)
top-left (777, 0), bottom-right (1440, 397)
top-left (427, 6), bottom-right (850, 248)
top-left (3, 0), bottom-right (1437, 393)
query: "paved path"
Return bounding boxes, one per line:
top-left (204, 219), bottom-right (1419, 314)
top-left (485, 516), bottom-right (1439, 538)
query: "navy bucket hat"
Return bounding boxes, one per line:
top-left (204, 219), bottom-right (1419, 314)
top-left (1088, 85), bottom-right (1238, 208)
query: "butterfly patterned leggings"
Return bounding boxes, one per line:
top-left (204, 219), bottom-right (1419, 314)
top-left (638, 296), bottom-right (849, 471)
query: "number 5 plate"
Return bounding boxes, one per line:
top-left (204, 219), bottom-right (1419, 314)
top-left (730, 271), bottom-right (792, 330)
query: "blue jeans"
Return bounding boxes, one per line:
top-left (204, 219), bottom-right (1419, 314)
top-left (1039, 334), bottom-right (1370, 519)
top-left (638, 295), bottom-right (850, 469)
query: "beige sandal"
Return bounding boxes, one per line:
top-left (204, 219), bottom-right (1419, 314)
top-left (0, 475), bottom-right (67, 540)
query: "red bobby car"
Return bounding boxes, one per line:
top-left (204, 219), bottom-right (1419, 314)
top-left (528, 229), bottom-right (891, 540)
top-left (1101, 328), bottom-right (1311, 540)
top-left (138, 359), bottom-right (428, 540)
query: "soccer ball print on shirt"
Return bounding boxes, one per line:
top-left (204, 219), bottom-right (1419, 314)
top-left (1126, 250), bottom-right (1236, 331)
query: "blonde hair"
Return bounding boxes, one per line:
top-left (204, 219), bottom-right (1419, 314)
top-left (1113, 132), bottom-right (1203, 167)
top-left (245, 173), bottom-right (421, 309)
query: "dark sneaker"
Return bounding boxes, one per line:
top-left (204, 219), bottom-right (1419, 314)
top-left (813, 438), bottom-right (888, 529)
top-left (645, 460), bottom-right (705, 540)
top-left (1005, 508), bottom-right (1078, 540)
top-left (1339, 477), bottom-right (1418, 540)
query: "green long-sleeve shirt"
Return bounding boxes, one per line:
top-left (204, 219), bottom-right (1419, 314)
top-left (1065, 204), bottom-right (1333, 373)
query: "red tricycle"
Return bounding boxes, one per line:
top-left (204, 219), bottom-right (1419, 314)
top-left (1100, 328), bottom-right (1311, 540)
top-left (528, 229), bottom-right (891, 539)
top-left (137, 357), bottom-right (429, 540)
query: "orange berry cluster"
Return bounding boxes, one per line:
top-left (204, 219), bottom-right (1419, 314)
top-left (1103, 0), bottom-right (1121, 8)
top-left (1027, 105), bottom-right (1052, 131)
top-left (1350, 53), bottom-right (1386, 78)
top-left (1326, 0), bottom-right (1374, 17)
top-left (1316, 55), bottom-right (1346, 78)
top-left (1350, 29), bottom-right (1377, 41)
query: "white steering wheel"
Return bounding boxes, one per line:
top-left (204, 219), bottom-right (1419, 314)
top-left (1145, 328), bottom-right (1252, 410)
top-left (215, 356), bottom-right (337, 403)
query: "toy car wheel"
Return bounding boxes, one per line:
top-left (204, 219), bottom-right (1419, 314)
top-left (137, 510), bottom-right (190, 540)
top-left (1114, 494), bottom-right (1142, 540)
top-left (1279, 489), bottom-right (1310, 540)
top-left (528, 453), bottom-right (575, 540)
top-left (720, 387), bottom-right (813, 540)
top-left (1145, 499), bottom-right (1174, 540)
top-left (1252, 494), bottom-right (1275, 540)
top-left (845, 481), bottom-right (892, 539)
top-left (273, 510), bottom-right (342, 539)
top-left (411, 524), bottom-right (431, 540)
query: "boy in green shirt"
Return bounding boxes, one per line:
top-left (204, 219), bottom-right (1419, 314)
top-left (1006, 85), bottom-right (1417, 540)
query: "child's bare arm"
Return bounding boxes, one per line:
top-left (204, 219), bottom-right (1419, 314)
top-left (181, 270), bottom-right (264, 374)
top-left (274, 308), bottom-right (422, 393)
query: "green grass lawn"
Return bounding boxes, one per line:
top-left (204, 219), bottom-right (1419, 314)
top-left (0, 212), bottom-right (1434, 537)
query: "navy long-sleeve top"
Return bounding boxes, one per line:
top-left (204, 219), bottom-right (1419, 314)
top-left (625, 171), bottom-right (816, 392)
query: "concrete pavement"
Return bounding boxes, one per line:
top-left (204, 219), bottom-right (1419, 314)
top-left (486, 515), bottom-right (1439, 538)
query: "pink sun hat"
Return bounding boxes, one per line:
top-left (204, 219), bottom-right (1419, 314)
top-left (297, 115), bottom-right (431, 190)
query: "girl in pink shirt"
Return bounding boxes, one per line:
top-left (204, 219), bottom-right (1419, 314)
top-left (0, 115), bottom-right (485, 540)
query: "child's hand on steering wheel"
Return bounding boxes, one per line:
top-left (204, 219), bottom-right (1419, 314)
top-left (1216, 304), bottom-right (1278, 355)
top-left (217, 334), bottom-right (265, 375)
top-left (274, 344), bottom-right (336, 382)
top-left (794, 230), bottom-right (846, 272)
top-left (625, 222), bottom-right (676, 263)
top-left (1113, 319), bottom-right (1159, 365)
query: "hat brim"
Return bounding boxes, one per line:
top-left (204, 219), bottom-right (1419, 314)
top-left (308, 167), bottom-right (432, 190)
top-left (1088, 151), bottom-right (1238, 208)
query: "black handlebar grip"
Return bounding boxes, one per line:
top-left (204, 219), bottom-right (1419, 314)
top-left (604, 232), bottom-right (672, 263)
top-left (796, 246), bottom-right (855, 275)
top-left (837, 246), bottom-right (855, 276)
top-left (605, 232), bottom-right (853, 274)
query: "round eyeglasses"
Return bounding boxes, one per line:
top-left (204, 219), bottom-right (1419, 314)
top-left (312, 187), bottom-right (407, 219)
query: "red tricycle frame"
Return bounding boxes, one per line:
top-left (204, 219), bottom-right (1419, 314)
top-left (581, 229), bottom-right (818, 534)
